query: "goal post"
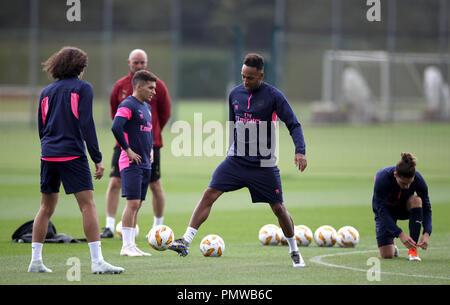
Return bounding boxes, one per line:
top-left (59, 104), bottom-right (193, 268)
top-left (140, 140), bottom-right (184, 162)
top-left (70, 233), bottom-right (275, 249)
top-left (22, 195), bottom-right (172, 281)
top-left (317, 50), bottom-right (450, 123)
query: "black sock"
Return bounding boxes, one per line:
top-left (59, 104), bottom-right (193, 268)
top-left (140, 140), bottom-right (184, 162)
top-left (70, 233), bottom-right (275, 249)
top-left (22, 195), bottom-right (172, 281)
top-left (409, 207), bottom-right (423, 243)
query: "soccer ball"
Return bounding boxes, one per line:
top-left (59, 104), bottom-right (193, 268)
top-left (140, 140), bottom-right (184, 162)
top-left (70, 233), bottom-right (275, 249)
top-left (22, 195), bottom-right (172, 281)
top-left (115, 221), bottom-right (139, 239)
top-left (337, 226), bottom-right (360, 248)
top-left (277, 228), bottom-right (288, 245)
top-left (258, 224), bottom-right (281, 246)
top-left (200, 234), bottom-right (225, 257)
top-left (147, 225), bottom-right (174, 251)
top-left (314, 225), bottom-right (337, 247)
top-left (294, 225), bottom-right (313, 247)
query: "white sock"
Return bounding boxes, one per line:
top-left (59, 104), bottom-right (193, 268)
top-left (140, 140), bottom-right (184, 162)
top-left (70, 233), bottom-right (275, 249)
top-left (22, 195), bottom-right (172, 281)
top-left (153, 216), bottom-right (164, 228)
top-left (183, 227), bottom-right (198, 245)
top-left (122, 227), bottom-right (134, 248)
top-left (286, 236), bottom-right (299, 253)
top-left (88, 241), bottom-right (104, 264)
top-left (31, 242), bottom-right (43, 262)
top-left (106, 216), bottom-right (115, 232)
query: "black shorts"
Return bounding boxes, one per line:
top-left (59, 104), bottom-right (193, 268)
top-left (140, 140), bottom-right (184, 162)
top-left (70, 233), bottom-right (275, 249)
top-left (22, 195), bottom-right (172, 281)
top-left (110, 145), bottom-right (161, 183)
top-left (40, 156), bottom-right (93, 194)
top-left (375, 200), bottom-right (411, 247)
top-left (209, 157), bottom-right (283, 204)
top-left (120, 165), bottom-right (151, 201)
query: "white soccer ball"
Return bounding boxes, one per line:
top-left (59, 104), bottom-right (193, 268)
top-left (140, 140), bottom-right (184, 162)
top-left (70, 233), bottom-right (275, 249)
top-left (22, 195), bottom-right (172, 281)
top-left (337, 226), bottom-right (360, 248)
top-left (277, 228), bottom-right (288, 245)
top-left (115, 221), bottom-right (139, 239)
top-left (258, 224), bottom-right (281, 246)
top-left (294, 225), bottom-right (313, 247)
top-left (200, 234), bottom-right (225, 257)
top-left (314, 225), bottom-right (337, 247)
top-left (147, 225), bottom-right (174, 251)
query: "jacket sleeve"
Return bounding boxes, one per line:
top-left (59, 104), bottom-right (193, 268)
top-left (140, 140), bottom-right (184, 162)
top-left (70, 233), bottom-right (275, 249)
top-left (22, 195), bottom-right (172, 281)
top-left (110, 83), bottom-right (120, 120)
top-left (274, 89), bottom-right (306, 155)
top-left (78, 83), bottom-right (102, 164)
top-left (372, 173), bottom-right (403, 238)
top-left (156, 80), bottom-right (171, 130)
top-left (416, 174), bottom-right (432, 235)
top-left (111, 104), bottom-right (132, 150)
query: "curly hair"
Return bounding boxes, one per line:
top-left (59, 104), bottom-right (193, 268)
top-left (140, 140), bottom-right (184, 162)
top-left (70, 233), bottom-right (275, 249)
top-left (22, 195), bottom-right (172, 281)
top-left (42, 46), bottom-right (88, 80)
top-left (243, 53), bottom-right (264, 71)
top-left (396, 152), bottom-right (417, 178)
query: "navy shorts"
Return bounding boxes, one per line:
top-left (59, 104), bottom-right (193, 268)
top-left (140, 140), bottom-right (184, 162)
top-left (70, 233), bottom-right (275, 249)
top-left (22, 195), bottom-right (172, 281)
top-left (375, 200), bottom-right (411, 247)
top-left (209, 157), bottom-right (283, 204)
top-left (111, 145), bottom-right (161, 183)
top-left (40, 156), bottom-right (93, 194)
top-left (120, 165), bottom-right (151, 201)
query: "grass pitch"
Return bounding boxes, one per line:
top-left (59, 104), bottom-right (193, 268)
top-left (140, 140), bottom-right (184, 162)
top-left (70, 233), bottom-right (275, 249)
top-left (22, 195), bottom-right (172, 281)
top-left (0, 101), bottom-right (449, 285)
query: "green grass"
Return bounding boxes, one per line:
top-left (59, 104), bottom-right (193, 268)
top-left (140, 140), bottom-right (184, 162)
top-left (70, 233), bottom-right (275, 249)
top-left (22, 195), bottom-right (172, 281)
top-left (0, 101), bottom-right (450, 285)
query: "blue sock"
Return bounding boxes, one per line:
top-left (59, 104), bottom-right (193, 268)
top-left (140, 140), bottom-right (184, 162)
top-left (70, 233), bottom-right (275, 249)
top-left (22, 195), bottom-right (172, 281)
top-left (409, 207), bottom-right (423, 243)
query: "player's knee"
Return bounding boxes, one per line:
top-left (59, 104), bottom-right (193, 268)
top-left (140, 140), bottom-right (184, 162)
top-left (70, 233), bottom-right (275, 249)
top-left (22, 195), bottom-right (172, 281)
top-left (407, 195), bottom-right (422, 210)
top-left (110, 177), bottom-right (121, 189)
top-left (270, 203), bottom-right (286, 218)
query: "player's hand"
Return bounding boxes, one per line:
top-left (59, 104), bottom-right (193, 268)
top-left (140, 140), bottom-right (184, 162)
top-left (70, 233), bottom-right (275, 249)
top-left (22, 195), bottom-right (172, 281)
top-left (126, 148), bottom-right (142, 165)
top-left (150, 148), bottom-right (154, 164)
top-left (295, 153), bottom-right (307, 172)
top-left (399, 232), bottom-right (417, 249)
top-left (94, 162), bottom-right (104, 180)
top-left (417, 232), bottom-right (429, 250)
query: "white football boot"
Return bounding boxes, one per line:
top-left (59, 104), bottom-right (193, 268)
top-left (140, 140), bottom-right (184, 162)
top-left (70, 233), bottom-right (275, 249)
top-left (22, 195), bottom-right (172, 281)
top-left (28, 260), bottom-right (52, 273)
top-left (91, 260), bottom-right (124, 274)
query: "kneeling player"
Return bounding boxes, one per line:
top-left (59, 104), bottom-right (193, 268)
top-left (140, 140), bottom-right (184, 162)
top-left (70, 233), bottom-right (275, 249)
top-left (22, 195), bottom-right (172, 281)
top-left (372, 152), bottom-right (432, 261)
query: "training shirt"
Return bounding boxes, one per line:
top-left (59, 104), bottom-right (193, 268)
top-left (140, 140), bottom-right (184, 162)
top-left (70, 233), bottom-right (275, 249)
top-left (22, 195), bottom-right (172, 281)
top-left (227, 82), bottom-right (305, 167)
top-left (372, 166), bottom-right (432, 237)
top-left (111, 95), bottom-right (153, 172)
top-left (110, 71), bottom-right (170, 148)
top-left (38, 77), bottom-right (102, 163)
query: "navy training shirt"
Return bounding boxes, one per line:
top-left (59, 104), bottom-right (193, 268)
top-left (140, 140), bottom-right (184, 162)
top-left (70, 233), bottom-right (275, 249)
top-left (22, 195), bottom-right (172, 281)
top-left (372, 166), bottom-right (432, 238)
top-left (38, 77), bottom-right (102, 163)
top-left (111, 96), bottom-right (153, 172)
top-left (227, 82), bottom-right (305, 167)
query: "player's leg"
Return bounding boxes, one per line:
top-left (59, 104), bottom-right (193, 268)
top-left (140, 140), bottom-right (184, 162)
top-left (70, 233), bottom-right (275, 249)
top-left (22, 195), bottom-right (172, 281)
top-left (379, 244), bottom-right (396, 259)
top-left (74, 189), bottom-right (124, 272)
top-left (149, 147), bottom-right (165, 227)
top-left (120, 199), bottom-right (144, 256)
top-left (149, 179), bottom-right (165, 226)
top-left (102, 146), bottom-right (122, 238)
top-left (189, 187), bottom-right (224, 229)
top-left (406, 195), bottom-right (423, 261)
top-left (270, 202), bottom-right (305, 267)
top-left (28, 193), bottom-right (58, 273)
top-left (169, 187), bottom-right (223, 256)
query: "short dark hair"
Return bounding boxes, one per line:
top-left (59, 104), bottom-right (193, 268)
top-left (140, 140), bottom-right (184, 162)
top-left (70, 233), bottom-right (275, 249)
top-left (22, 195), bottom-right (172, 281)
top-left (132, 70), bottom-right (158, 89)
top-left (42, 46), bottom-right (88, 80)
top-left (396, 152), bottom-right (417, 178)
top-left (243, 53), bottom-right (264, 71)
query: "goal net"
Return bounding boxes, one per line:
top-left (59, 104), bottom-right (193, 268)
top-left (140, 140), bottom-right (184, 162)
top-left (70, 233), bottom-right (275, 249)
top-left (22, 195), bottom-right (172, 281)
top-left (314, 50), bottom-right (450, 123)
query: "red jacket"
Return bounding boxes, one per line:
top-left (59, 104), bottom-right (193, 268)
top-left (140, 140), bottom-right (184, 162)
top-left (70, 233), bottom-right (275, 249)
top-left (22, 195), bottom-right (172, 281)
top-left (110, 71), bottom-right (171, 147)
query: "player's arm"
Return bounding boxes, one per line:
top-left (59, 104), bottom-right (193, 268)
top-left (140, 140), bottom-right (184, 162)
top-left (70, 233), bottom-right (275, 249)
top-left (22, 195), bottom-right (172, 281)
top-left (78, 83), bottom-right (102, 165)
top-left (274, 91), bottom-right (306, 171)
top-left (111, 106), bottom-right (141, 165)
top-left (110, 83), bottom-right (120, 120)
top-left (416, 175), bottom-right (432, 249)
top-left (156, 81), bottom-right (171, 130)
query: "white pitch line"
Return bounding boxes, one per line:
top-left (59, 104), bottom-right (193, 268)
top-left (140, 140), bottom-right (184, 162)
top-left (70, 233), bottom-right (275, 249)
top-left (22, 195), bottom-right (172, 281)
top-left (309, 249), bottom-right (450, 281)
